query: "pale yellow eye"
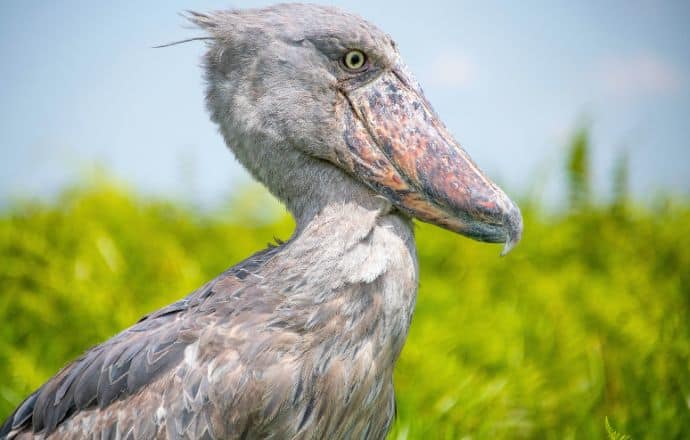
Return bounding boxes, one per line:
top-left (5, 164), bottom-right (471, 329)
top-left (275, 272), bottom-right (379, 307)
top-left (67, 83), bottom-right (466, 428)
top-left (342, 49), bottom-right (367, 71)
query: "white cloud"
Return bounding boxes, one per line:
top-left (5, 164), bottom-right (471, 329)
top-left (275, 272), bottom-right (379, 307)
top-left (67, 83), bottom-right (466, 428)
top-left (594, 52), bottom-right (685, 99)
top-left (427, 52), bottom-right (477, 89)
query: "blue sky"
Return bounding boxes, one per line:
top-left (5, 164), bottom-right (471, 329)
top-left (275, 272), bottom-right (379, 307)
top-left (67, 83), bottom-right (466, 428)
top-left (1, 0), bottom-right (688, 207)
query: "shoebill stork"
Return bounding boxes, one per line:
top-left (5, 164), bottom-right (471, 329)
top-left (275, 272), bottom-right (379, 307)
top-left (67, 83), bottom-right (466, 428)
top-left (1, 4), bottom-right (522, 439)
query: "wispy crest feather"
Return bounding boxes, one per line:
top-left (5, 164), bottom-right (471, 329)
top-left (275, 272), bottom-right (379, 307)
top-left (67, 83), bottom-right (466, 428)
top-left (153, 10), bottom-right (225, 48)
top-left (153, 36), bottom-right (217, 49)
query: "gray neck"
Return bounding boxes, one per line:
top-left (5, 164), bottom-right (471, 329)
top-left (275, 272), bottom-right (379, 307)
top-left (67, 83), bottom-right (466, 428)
top-left (269, 154), bottom-right (419, 290)
top-left (254, 158), bottom-right (419, 363)
top-left (288, 158), bottom-right (403, 235)
top-left (268, 162), bottom-right (419, 288)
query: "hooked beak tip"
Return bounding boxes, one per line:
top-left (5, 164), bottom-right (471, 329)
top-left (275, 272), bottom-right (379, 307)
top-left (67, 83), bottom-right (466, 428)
top-left (500, 237), bottom-right (518, 257)
top-left (500, 203), bottom-right (523, 256)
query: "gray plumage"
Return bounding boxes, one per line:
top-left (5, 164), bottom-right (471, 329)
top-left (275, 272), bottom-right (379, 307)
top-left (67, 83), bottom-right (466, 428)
top-left (1, 3), bottom-right (522, 439)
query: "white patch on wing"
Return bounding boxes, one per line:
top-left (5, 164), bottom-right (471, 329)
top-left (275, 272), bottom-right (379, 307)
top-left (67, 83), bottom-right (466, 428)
top-left (155, 406), bottom-right (167, 424)
top-left (184, 341), bottom-right (199, 368)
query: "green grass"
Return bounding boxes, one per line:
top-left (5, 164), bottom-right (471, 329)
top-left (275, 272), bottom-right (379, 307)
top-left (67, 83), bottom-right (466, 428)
top-left (1, 183), bottom-right (687, 438)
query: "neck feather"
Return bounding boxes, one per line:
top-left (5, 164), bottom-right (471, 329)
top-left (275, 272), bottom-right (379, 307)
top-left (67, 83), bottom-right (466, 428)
top-left (266, 161), bottom-right (419, 305)
top-left (224, 126), bottom-right (418, 303)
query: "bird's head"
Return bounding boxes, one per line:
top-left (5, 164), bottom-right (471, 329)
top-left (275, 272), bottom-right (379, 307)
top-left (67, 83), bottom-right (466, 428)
top-left (190, 3), bottom-right (522, 254)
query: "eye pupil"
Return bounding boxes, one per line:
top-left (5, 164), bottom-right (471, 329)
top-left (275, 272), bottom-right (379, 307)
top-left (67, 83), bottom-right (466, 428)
top-left (343, 50), bottom-right (366, 71)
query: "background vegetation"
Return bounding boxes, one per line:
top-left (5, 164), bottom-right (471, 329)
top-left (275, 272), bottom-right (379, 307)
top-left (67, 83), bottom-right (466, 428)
top-left (1, 134), bottom-right (688, 439)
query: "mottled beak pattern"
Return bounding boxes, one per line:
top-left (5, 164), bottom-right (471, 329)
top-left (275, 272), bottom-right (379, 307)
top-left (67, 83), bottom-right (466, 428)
top-left (336, 64), bottom-right (523, 254)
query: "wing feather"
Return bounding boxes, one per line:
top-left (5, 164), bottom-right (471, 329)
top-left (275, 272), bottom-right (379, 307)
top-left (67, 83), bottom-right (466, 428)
top-left (1, 246), bottom-right (281, 438)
